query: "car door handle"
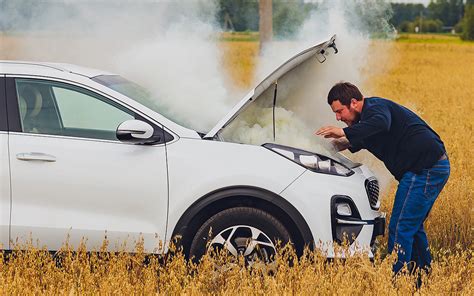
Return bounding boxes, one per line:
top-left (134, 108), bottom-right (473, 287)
top-left (16, 152), bottom-right (57, 162)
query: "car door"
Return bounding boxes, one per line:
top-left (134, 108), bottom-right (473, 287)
top-left (6, 77), bottom-right (170, 252)
top-left (0, 76), bottom-right (10, 249)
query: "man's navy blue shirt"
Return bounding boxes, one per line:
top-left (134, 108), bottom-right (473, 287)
top-left (343, 97), bottom-right (446, 181)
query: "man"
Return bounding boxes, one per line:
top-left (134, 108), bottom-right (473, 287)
top-left (316, 82), bottom-right (450, 276)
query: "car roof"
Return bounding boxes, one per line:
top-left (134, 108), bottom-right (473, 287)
top-left (0, 60), bottom-right (115, 78)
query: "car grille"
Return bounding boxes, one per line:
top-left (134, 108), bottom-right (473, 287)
top-left (365, 178), bottom-right (380, 210)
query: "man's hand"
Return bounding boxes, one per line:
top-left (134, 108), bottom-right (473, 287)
top-left (315, 126), bottom-right (345, 139)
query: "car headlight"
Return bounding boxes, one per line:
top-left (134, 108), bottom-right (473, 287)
top-left (263, 143), bottom-right (354, 177)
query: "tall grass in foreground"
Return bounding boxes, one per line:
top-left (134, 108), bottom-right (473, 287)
top-left (1, 240), bottom-right (472, 294)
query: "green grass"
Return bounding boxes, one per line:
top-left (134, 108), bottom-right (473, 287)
top-left (395, 33), bottom-right (472, 44)
top-left (219, 32), bottom-right (260, 42)
top-left (219, 31), bottom-right (474, 43)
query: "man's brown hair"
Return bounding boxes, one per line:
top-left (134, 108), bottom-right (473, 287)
top-left (327, 82), bottom-right (363, 107)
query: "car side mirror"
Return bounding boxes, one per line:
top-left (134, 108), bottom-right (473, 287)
top-left (116, 119), bottom-right (160, 144)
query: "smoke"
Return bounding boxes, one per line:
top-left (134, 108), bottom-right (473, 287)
top-left (246, 0), bottom-right (396, 139)
top-left (0, 0), bottom-right (230, 132)
top-left (225, 0), bottom-right (396, 192)
top-left (112, 13), bottom-right (231, 132)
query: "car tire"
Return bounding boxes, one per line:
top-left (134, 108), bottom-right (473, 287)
top-left (189, 207), bottom-right (291, 262)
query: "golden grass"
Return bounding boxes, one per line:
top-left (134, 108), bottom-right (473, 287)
top-left (1, 240), bottom-right (472, 294)
top-left (1, 37), bottom-right (473, 294)
top-left (220, 41), bottom-right (259, 90)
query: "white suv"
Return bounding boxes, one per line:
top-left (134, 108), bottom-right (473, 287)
top-left (0, 36), bottom-right (384, 260)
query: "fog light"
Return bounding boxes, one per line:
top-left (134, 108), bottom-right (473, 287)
top-left (337, 203), bottom-right (352, 216)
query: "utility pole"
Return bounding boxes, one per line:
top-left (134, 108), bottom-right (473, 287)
top-left (259, 0), bottom-right (272, 54)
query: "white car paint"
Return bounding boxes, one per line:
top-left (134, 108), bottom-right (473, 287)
top-left (165, 138), bottom-right (307, 239)
top-left (280, 164), bottom-right (381, 257)
top-left (0, 132), bottom-right (9, 249)
top-left (9, 132), bottom-right (168, 251)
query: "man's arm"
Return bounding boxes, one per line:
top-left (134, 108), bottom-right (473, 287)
top-left (331, 137), bottom-right (364, 153)
top-left (331, 137), bottom-right (350, 151)
top-left (314, 106), bottom-right (392, 140)
top-left (343, 105), bottom-right (392, 144)
top-left (348, 140), bottom-right (363, 153)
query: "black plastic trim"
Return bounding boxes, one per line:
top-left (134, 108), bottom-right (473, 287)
top-left (365, 177), bottom-right (380, 210)
top-left (330, 195), bottom-right (363, 245)
top-left (172, 186), bottom-right (314, 256)
top-left (135, 114), bottom-right (173, 145)
top-left (0, 77), bottom-right (7, 131)
top-left (5, 78), bottom-right (22, 132)
top-left (373, 216), bottom-right (385, 235)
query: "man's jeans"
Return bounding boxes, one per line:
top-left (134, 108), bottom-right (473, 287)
top-left (388, 157), bottom-right (450, 274)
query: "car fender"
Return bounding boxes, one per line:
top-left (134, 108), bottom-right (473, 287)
top-left (170, 185), bottom-right (314, 255)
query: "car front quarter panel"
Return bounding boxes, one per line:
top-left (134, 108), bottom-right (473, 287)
top-left (164, 139), bottom-right (307, 245)
top-left (279, 164), bottom-right (382, 257)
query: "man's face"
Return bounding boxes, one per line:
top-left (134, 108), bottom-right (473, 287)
top-left (330, 99), bottom-right (360, 126)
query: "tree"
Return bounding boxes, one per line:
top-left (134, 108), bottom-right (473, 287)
top-left (218, 0), bottom-right (259, 32)
top-left (460, 4), bottom-right (474, 40)
top-left (390, 3), bottom-right (426, 28)
top-left (218, 0), bottom-right (312, 37)
top-left (428, 0), bottom-right (464, 27)
top-left (415, 17), bottom-right (444, 32)
top-left (272, 0), bottom-right (309, 38)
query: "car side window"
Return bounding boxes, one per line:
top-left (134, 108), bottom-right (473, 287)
top-left (16, 79), bottom-right (135, 141)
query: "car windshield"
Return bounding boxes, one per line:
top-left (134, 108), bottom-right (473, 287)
top-left (93, 75), bottom-right (165, 116)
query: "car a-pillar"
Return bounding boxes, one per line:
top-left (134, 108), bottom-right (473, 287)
top-left (171, 186), bottom-right (314, 261)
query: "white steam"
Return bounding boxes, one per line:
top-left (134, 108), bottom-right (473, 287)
top-left (226, 0), bottom-right (396, 191)
top-left (251, 0), bottom-right (395, 140)
top-left (113, 19), bottom-right (230, 132)
top-left (0, 0), bottom-right (230, 132)
top-left (227, 0), bottom-right (395, 144)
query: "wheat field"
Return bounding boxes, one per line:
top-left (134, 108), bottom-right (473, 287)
top-left (1, 35), bottom-right (473, 294)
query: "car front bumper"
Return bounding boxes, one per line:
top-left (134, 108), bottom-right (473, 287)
top-left (279, 167), bottom-right (386, 257)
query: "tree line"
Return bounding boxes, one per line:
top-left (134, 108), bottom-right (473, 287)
top-left (217, 0), bottom-right (474, 40)
top-left (391, 0), bottom-right (474, 39)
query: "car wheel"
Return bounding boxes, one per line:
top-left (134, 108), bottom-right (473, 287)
top-left (189, 207), bottom-right (291, 263)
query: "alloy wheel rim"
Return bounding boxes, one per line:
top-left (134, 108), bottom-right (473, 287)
top-left (209, 225), bottom-right (276, 262)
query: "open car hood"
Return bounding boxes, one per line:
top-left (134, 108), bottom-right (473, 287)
top-left (205, 35), bottom-right (338, 139)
